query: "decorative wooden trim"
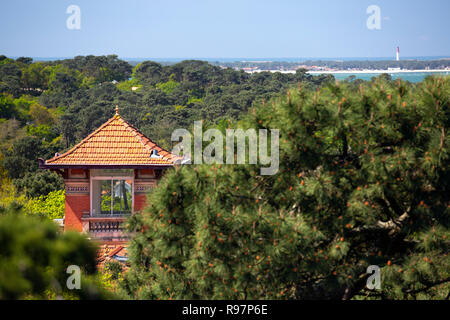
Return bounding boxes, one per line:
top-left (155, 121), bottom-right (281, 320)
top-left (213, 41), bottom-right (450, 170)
top-left (65, 181), bottom-right (90, 194)
top-left (134, 180), bottom-right (156, 194)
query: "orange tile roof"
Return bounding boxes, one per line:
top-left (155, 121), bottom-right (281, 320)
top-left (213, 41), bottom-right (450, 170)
top-left (96, 244), bottom-right (129, 269)
top-left (44, 112), bottom-right (180, 167)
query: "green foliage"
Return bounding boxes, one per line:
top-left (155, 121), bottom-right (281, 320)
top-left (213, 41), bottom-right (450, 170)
top-left (0, 55), bottom-right (14, 65)
top-left (122, 76), bottom-right (450, 300)
top-left (1, 135), bottom-right (64, 197)
top-left (1, 54), bottom-right (333, 153)
top-left (13, 170), bottom-right (64, 198)
top-left (187, 94), bottom-right (203, 105)
top-left (100, 264), bottom-right (125, 295)
top-left (155, 75), bottom-right (180, 94)
top-left (29, 103), bottom-right (55, 125)
top-left (0, 179), bottom-right (63, 221)
top-left (48, 57), bottom-right (330, 150)
top-left (104, 261), bottom-right (124, 280)
top-left (0, 94), bottom-right (17, 119)
top-left (0, 61), bottom-right (22, 97)
top-left (0, 178), bottom-right (30, 210)
top-left (2, 54), bottom-right (447, 300)
top-left (45, 65), bottom-right (82, 97)
top-left (61, 55), bottom-right (132, 83)
top-left (116, 78), bottom-right (141, 91)
top-left (21, 62), bottom-right (51, 91)
top-left (26, 124), bottom-right (59, 141)
top-left (27, 190), bottom-right (65, 220)
top-left (0, 204), bottom-right (112, 299)
top-left (12, 95), bottom-right (39, 120)
top-left (116, 63), bottom-right (142, 92)
top-left (133, 61), bottom-right (162, 85)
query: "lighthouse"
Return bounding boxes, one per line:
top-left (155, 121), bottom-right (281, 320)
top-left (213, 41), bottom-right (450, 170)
top-left (396, 47), bottom-right (400, 61)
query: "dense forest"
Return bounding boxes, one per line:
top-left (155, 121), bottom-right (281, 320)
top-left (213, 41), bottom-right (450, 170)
top-left (0, 54), bottom-right (448, 300)
top-left (0, 54), bottom-right (333, 201)
top-left (121, 75), bottom-right (449, 300)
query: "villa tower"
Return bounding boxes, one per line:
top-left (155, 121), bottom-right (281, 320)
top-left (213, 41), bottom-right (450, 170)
top-left (39, 107), bottom-right (179, 246)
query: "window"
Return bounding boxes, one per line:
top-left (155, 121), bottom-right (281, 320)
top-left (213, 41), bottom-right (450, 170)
top-left (91, 170), bottom-right (133, 216)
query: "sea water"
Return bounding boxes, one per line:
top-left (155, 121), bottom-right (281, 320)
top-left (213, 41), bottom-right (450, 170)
top-left (330, 72), bottom-right (449, 83)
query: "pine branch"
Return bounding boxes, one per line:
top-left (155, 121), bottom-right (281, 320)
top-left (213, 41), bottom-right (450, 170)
top-left (403, 277), bottom-right (450, 295)
top-left (342, 273), bottom-right (372, 300)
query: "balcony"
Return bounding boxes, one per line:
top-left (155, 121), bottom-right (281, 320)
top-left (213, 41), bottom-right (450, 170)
top-left (81, 212), bottom-right (131, 242)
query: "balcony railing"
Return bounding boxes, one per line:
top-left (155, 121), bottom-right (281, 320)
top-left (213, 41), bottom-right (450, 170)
top-left (89, 220), bottom-right (124, 233)
top-left (81, 213), bottom-right (130, 241)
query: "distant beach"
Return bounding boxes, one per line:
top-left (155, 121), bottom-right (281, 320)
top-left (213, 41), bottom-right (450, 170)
top-left (245, 69), bottom-right (449, 75)
top-left (244, 69), bottom-right (449, 83)
top-left (311, 70), bottom-right (449, 83)
top-left (307, 69), bottom-right (450, 75)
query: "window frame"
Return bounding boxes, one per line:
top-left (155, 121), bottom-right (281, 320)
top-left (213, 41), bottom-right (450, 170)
top-left (90, 174), bottom-right (134, 216)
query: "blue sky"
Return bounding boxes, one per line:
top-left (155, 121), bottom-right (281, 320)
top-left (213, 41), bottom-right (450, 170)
top-left (0, 0), bottom-right (449, 59)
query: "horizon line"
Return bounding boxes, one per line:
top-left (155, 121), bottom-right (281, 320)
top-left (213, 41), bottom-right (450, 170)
top-left (4, 55), bottom-right (450, 62)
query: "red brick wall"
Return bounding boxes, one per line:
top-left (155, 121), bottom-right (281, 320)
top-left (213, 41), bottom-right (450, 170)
top-left (65, 194), bottom-right (90, 232)
top-left (134, 194), bottom-right (147, 212)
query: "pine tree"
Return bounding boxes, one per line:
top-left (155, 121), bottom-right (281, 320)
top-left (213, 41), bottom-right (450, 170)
top-left (122, 75), bottom-right (449, 300)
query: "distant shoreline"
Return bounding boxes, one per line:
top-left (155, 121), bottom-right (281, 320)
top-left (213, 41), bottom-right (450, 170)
top-left (307, 69), bottom-right (450, 75)
top-left (245, 69), bottom-right (450, 75)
